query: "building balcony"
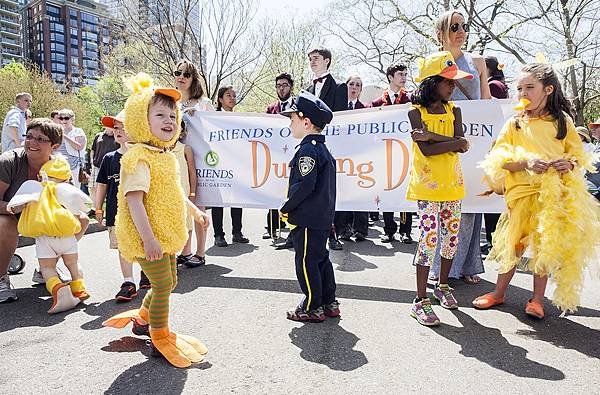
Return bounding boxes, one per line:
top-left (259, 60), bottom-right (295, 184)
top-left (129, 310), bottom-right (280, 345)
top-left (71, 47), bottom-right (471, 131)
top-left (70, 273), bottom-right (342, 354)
top-left (0, 4), bottom-right (19, 17)
top-left (0, 14), bottom-right (19, 26)
top-left (1, 25), bottom-right (19, 36)
top-left (1, 38), bottom-right (20, 47)
top-left (1, 49), bottom-right (22, 58)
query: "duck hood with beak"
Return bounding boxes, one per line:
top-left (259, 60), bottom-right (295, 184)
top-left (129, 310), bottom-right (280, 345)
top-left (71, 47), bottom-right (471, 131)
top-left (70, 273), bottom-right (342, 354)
top-left (124, 72), bottom-right (182, 149)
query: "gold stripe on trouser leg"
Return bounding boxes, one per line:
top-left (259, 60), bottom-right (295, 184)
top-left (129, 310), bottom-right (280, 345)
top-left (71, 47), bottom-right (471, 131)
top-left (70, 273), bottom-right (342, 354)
top-left (302, 228), bottom-right (312, 310)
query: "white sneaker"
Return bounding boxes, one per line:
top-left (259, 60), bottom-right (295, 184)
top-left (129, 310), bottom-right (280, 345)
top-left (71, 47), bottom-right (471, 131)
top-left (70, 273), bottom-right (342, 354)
top-left (0, 274), bottom-right (18, 303)
top-left (32, 269), bottom-right (45, 284)
top-left (47, 283), bottom-right (80, 314)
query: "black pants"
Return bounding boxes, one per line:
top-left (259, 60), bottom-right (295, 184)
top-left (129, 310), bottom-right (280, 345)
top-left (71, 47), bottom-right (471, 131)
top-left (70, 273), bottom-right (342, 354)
top-left (383, 212), bottom-right (413, 236)
top-left (334, 211), bottom-right (368, 236)
top-left (212, 207), bottom-right (243, 237)
top-left (266, 209), bottom-right (280, 233)
top-left (291, 227), bottom-right (337, 311)
top-left (484, 213), bottom-right (500, 245)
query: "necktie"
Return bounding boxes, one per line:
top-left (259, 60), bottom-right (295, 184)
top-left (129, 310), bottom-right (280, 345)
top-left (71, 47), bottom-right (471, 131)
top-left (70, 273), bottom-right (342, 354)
top-left (348, 101), bottom-right (354, 110)
top-left (281, 102), bottom-right (286, 111)
top-left (391, 94), bottom-right (397, 104)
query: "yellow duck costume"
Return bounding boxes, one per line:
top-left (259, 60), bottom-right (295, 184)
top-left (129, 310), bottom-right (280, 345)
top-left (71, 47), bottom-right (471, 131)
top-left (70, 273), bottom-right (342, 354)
top-left (102, 73), bottom-right (207, 368)
top-left (8, 157), bottom-right (91, 314)
top-left (481, 105), bottom-right (600, 312)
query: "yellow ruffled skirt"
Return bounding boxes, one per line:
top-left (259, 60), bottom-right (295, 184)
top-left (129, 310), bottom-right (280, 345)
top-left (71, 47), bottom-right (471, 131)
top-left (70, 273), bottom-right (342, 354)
top-left (487, 169), bottom-right (600, 312)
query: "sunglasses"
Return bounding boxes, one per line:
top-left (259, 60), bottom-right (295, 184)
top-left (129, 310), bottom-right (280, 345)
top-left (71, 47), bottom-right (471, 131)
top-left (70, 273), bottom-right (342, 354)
top-left (173, 70), bottom-right (192, 78)
top-left (25, 134), bottom-right (51, 143)
top-left (450, 22), bottom-right (469, 33)
top-left (58, 116), bottom-right (72, 121)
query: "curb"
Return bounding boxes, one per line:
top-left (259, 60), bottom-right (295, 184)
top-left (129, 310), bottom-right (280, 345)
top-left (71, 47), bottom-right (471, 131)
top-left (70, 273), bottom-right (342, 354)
top-left (17, 221), bottom-right (107, 248)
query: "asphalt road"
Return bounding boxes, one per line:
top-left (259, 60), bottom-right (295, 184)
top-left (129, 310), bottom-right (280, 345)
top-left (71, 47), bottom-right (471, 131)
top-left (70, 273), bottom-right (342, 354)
top-left (1, 209), bottom-right (599, 394)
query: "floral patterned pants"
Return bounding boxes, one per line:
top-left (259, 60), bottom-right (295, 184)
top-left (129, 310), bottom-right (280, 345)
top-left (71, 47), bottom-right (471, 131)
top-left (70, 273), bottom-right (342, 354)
top-left (414, 200), bottom-right (462, 267)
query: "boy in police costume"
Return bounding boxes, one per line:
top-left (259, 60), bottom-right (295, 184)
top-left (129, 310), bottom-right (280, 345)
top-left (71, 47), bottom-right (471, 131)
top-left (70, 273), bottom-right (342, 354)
top-left (280, 91), bottom-right (340, 322)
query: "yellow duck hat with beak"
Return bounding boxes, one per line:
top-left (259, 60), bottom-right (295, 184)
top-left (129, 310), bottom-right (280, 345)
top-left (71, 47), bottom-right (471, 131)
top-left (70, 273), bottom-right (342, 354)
top-left (123, 73), bottom-right (182, 149)
top-left (415, 51), bottom-right (474, 82)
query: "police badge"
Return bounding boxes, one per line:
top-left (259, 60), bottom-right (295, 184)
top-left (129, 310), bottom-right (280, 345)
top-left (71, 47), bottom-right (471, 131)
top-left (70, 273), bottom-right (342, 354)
top-left (298, 156), bottom-right (316, 176)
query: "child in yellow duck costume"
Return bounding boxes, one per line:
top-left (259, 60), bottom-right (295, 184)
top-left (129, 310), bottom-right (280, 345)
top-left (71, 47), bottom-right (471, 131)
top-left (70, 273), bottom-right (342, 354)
top-left (102, 73), bottom-right (211, 368)
top-left (8, 156), bottom-right (92, 314)
top-left (473, 63), bottom-right (600, 317)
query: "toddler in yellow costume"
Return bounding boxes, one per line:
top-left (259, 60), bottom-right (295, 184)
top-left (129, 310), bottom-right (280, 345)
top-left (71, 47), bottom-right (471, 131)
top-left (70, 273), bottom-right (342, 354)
top-left (102, 73), bottom-right (211, 368)
top-left (473, 63), bottom-right (600, 317)
top-left (8, 156), bottom-right (92, 314)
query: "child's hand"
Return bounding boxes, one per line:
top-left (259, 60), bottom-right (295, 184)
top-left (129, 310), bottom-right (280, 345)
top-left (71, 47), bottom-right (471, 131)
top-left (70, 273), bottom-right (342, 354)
top-left (192, 208), bottom-right (211, 229)
top-left (410, 129), bottom-right (430, 142)
top-left (549, 158), bottom-right (574, 174)
top-left (95, 210), bottom-right (104, 224)
top-left (143, 237), bottom-right (163, 261)
top-left (527, 159), bottom-right (550, 173)
top-left (457, 137), bottom-right (470, 153)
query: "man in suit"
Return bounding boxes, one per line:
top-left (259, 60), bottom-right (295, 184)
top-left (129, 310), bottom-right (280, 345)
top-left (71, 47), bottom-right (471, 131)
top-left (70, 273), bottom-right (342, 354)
top-left (337, 75), bottom-right (369, 242)
top-left (265, 73), bottom-right (295, 246)
top-left (306, 47), bottom-right (347, 250)
top-left (306, 47), bottom-right (348, 112)
top-left (265, 73), bottom-right (299, 250)
top-left (371, 64), bottom-right (413, 244)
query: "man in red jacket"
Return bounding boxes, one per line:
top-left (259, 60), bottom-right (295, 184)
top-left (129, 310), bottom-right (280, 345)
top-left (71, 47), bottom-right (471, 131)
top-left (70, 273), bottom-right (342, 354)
top-left (266, 73), bottom-right (297, 250)
top-left (371, 64), bottom-right (413, 244)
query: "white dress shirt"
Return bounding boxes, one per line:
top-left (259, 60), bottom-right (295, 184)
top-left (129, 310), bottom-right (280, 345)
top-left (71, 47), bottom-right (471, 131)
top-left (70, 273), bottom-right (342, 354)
top-left (314, 72), bottom-right (330, 98)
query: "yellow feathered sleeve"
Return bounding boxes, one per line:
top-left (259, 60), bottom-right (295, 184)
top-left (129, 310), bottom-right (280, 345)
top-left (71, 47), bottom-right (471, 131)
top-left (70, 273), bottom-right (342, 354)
top-left (479, 120), bottom-right (536, 194)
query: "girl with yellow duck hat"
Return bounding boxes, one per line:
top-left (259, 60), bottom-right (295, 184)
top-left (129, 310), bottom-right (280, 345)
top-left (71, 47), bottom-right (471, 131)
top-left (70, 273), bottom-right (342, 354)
top-left (473, 63), bottom-right (600, 318)
top-left (102, 73), bottom-right (211, 368)
top-left (8, 154), bottom-right (92, 314)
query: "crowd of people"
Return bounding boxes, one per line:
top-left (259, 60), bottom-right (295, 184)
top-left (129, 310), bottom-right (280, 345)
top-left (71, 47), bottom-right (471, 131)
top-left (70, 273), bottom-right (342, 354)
top-left (1, 8), bottom-right (600, 367)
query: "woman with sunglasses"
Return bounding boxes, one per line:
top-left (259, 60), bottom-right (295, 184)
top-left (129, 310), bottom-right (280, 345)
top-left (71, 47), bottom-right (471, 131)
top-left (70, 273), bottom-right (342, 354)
top-left (56, 109), bottom-right (87, 189)
top-left (173, 59), bottom-right (214, 266)
top-left (429, 10), bottom-right (491, 285)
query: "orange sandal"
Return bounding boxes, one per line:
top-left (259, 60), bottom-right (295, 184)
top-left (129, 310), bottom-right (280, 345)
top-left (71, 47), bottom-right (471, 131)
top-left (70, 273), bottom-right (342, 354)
top-left (472, 293), bottom-right (505, 309)
top-left (525, 299), bottom-right (545, 319)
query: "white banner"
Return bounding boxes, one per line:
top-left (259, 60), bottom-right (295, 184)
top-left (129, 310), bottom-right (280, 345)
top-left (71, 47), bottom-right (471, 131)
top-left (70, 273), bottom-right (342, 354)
top-left (184, 99), bottom-right (516, 213)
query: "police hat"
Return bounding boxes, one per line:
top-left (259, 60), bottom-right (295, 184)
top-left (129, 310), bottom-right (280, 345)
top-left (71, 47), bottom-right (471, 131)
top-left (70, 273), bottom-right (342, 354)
top-left (280, 91), bottom-right (333, 129)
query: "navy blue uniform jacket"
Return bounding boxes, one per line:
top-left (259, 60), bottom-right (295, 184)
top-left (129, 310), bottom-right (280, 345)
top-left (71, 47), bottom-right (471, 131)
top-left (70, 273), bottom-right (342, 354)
top-left (280, 134), bottom-right (336, 231)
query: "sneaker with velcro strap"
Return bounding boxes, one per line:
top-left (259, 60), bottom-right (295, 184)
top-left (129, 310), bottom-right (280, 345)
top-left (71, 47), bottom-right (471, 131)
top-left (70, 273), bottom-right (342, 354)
top-left (286, 306), bottom-right (325, 322)
top-left (115, 281), bottom-right (138, 302)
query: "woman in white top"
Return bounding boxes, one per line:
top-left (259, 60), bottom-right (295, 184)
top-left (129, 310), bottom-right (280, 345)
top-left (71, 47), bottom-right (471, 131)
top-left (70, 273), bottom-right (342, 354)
top-left (175, 59), bottom-right (214, 263)
top-left (56, 108), bottom-right (87, 189)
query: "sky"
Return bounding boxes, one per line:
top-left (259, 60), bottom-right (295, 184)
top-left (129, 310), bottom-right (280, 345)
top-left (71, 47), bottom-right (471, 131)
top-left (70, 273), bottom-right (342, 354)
top-left (256, 0), bottom-right (330, 16)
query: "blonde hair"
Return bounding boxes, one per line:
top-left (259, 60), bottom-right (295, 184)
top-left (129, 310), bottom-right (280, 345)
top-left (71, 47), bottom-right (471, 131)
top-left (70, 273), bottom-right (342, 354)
top-left (16, 92), bottom-right (32, 101)
top-left (58, 108), bottom-right (75, 118)
top-left (435, 10), bottom-right (464, 48)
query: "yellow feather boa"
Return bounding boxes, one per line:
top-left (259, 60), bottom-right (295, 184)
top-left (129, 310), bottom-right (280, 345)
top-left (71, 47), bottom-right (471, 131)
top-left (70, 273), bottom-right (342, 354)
top-left (483, 146), bottom-right (600, 312)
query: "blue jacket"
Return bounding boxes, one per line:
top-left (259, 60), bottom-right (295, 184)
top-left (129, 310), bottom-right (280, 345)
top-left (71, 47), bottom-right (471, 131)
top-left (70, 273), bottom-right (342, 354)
top-left (280, 134), bottom-right (336, 230)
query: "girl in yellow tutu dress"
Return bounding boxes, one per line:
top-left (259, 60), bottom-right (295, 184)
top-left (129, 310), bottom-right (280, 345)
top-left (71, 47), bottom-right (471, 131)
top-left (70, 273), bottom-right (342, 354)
top-left (473, 63), bottom-right (600, 318)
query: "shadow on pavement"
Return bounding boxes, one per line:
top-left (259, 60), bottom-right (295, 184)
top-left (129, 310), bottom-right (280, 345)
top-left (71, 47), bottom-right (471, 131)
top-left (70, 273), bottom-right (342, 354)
top-left (0, 285), bottom-right (88, 333)
top-left (101, 336), bottom-right (211, 394)
top-left (289, 318), bottom-right (367, 371)
top-left (172, 264), bottom-right (417, 304)
top-left (433, 310), bottom-right (565, 380)
top-left (205, 243), bottom-right (259, 257)
top-left (448, 279), bottom-right (600, 360)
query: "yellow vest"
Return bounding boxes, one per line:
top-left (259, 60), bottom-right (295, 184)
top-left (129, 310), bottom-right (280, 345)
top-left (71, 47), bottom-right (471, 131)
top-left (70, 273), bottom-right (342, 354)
top-left (115, 144), bottom-right (188, 262)
top-left (405, 103), bottom-right (465, 201)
